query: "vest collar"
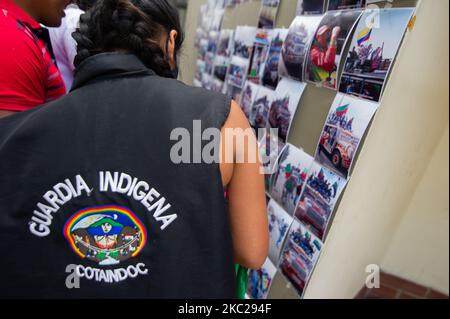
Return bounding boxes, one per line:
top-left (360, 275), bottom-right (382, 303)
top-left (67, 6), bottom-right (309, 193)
top-left (71, 53), bottom-right (155, 91)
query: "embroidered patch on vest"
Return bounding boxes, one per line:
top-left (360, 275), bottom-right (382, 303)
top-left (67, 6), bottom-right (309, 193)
top-left (63, 205), bottom-right (147, 266)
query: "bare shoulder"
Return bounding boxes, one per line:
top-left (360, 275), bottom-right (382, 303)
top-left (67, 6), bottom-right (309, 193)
top-left (222, 100), bottom-right (251, 131)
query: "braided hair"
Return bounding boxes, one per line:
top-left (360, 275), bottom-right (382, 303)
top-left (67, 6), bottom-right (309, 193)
top-left (75, 0), bottom-right (99, 11)
top-left (72, 0), bottom-right (184, 77)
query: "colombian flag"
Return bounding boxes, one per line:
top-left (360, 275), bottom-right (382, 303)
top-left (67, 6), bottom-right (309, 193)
top-left (336, 104), bottom-right (349, 117)
top-left (357, 17), bottom-right (375, 46)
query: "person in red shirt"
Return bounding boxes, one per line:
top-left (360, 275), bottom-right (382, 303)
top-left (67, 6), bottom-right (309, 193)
top-left (0, 0), bottom-right (70, 118)
top-left (309, 25), bottom-right (341, 83)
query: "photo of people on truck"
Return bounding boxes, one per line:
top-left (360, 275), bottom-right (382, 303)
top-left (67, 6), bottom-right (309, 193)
top-left (269, 78), bottom-right (306, 143)
top-left (315, 93), bottom-right (379, 178)
top-left (262, 29), bottom-right (288, 89)
top-left (295, 161), bottom-right (348, 240)
top-left (279, 15), bottom-right (322, 81)
top-left (280, 220), bottom-right (322, 297)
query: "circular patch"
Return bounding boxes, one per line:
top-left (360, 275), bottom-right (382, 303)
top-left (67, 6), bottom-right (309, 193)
top-left (63, 206), bottom-right (147, 266)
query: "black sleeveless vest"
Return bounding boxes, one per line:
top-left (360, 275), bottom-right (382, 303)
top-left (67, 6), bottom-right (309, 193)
top-left (0, 53), bottom-right (235, 298)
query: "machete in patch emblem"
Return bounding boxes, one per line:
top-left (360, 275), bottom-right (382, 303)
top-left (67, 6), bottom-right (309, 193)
top-left (63, 205), bottom-right (147, 266)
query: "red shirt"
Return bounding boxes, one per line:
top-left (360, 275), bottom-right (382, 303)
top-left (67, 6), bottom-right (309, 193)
top-left (0, 0), bottom-right (65, 111)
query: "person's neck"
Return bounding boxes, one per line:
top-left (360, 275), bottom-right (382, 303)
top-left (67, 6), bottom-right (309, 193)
top-left (12, 0), bottom-right (39, 22)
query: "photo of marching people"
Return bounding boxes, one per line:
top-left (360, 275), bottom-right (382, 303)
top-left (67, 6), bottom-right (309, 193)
top-left (295, 161), bottom-right (348, 240)
top-left (279, 15), bottom-right (322, 81)
top-left (315, 93), bottom-right (379, 178)
top-left (267, 199), bottom-right (293, 265)
top-left (248, 30), bottom-right (273, 84)
top-left (247, 258), bottom-right (277, 299)
top-left (227, 56), bottom-right (250, 89)
top-left (258, 0), bottom-right (281, 29)
top-left (270, 144), bottom-right (314, 215)
top-left (279, 220), bottom-right (322, 297)
top-left (339, 8), bottom-right (415, 102)
top-left (232, 26), bottom-right (257, 59)
top-left (306, 9), bottom-right (363, 90)
top-left (262, 28), bottom-right (289, 89)
top-left (328, 0), bottom-right (366, 11)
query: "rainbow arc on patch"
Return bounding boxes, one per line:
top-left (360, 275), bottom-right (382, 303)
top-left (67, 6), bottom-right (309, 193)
top-left (63, 205), bottom-right (147, 259)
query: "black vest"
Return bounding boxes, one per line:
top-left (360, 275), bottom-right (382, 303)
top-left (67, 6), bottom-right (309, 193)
top-left (0, 53), bottom-right (235, 298)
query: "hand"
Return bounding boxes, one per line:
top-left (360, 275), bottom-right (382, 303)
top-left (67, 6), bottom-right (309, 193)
top-left (331, 26), bottom-right (341, 41)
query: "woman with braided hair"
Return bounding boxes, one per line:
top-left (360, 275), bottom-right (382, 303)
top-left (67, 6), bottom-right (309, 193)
top-left (0, 0), bottom-right (268, 298)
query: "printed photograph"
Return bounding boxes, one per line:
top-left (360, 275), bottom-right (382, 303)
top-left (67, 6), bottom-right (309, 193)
top-left (279, 15), bottom-right (322, 81)
top-left (197, 38), bottom-right (209, 61)
top-left (213, 55), bottom-right (230, 82)
top-left (227, 56), bottom-right (250, 88)
top-left (262, 28), bottom-right (289, 89)
top-left (204, 52), bottom-right (215, 75)
top-left (306, 10), bottom-right (363, 89)
top-left (279, 219), bottom-right (322, 298)
top-left (210, 78), bottom-right (225, 93)
top-left (247, 258), bottom-right (277, 299)
top-left (339, 8), bottom-right (415, 102)
top-left (195, 59), bottom-right (206, 82)
top-left (267, 199), bottom-right (293, 265)
top-left (225, 83), bottom-right (243, 104)
top-left (216, 29), bottom-right (235, 57)
top-left (295, 161), bottom-right (348, 240)
top-left (270, 144), bottom-right (314, 215)
top-left (269, 78), bottom-right (306, 143)
top-left (248, 30), bottom-right (273, 84)
top-left (233, 26), bottom-right (257, 59)
top-left (258, 0), bottom-right (281, 29)
top-left (296, 0), bottom-right (326, 15)
top-left (328, 0), bottom-right (366, 11)
top-left (249, 86), bottom-right (276, 129)
top-left (315, 93), bottom-right (379, 178)
top-left (259, 129), bottom-right (286, 190)
top-left (241, 80), bottom-right (260, 119)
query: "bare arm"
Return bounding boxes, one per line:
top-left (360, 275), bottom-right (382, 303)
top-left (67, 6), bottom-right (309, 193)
top-left (220, 100), bottom-right (269, 269)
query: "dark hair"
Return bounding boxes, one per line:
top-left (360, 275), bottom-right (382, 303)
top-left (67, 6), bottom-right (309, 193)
top-left (73, 0), bottom-right (184, 76)
top-left (75, 0), bottom-right (99, 12)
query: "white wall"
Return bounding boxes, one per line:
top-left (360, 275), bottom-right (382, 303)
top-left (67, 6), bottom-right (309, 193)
top-left (382, 125), bottom-right (449, 295)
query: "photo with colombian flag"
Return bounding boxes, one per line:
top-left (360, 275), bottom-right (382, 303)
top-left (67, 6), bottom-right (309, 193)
top-left (339, 8), bottom-right (415, 102)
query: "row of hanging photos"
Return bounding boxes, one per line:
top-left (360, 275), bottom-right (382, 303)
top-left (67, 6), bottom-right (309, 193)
top-left (193, 0), bottom-right (416, 299)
